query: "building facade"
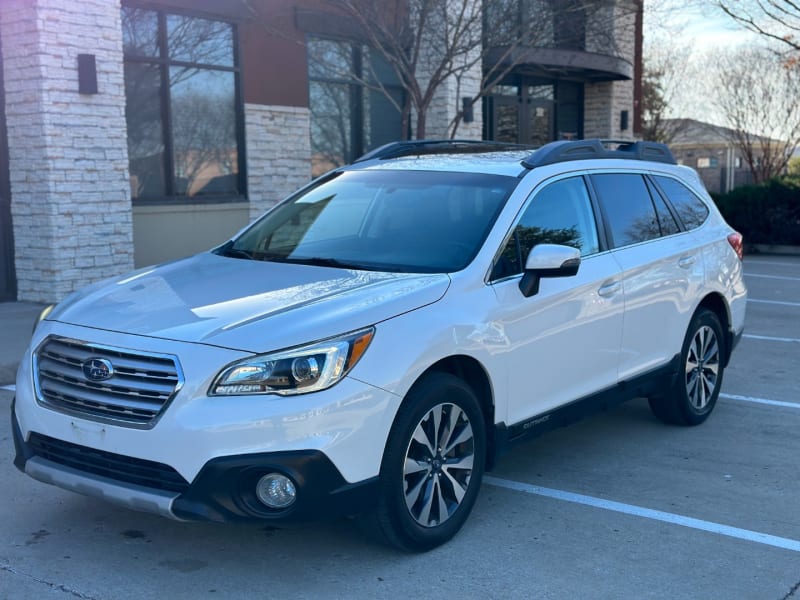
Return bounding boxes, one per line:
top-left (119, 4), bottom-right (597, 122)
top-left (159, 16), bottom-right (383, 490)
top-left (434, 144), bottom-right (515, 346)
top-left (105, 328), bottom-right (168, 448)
top-left (0, 0), bottom-right (642, 303)
top-left (663, 118), bottom-right (783, 194)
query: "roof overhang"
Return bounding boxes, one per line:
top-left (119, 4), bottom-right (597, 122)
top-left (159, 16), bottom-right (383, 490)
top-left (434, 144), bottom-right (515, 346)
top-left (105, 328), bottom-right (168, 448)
top-left (486, 46), bottom-right (633, 83)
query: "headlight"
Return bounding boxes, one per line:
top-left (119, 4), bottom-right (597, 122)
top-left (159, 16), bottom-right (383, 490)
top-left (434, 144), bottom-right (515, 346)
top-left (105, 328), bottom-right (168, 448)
top-left (32, 304), bottom-right (55, 334)
top-left (210, 328), bottom-right (374, 396)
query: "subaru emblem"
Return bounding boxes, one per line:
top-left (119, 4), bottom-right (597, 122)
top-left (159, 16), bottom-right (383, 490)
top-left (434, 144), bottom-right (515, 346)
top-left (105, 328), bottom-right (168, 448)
top-left (82, 358), bottom-right (114, 382)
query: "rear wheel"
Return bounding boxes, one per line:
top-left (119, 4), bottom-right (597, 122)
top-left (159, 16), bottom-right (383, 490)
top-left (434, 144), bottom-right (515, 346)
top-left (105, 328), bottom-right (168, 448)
top-left (649, 308), bottom-right (725, 426)
top-left (363, 372), bottom-right (486, 551)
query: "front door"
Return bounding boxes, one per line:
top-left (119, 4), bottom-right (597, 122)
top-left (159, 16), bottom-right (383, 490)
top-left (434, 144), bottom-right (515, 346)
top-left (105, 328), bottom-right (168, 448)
top-left (488, 175), bottom-right (624, 425)
top-left (487, 88), bottom-right (555, 146)
top-left (0, 34), bottom-right (16, 302)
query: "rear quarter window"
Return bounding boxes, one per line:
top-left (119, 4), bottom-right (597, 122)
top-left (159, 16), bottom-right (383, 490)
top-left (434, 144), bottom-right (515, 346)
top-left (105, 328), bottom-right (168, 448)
top-left (652, 175), bottom-right (710, 230)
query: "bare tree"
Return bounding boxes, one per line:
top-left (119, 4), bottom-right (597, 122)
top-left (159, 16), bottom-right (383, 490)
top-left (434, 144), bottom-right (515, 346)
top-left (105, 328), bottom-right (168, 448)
top-left (716, 0), bottom-right (800, 58)
top-left (640, 1), bottom-right (695, 142)
top-left (712, 45), bottom-right (800, 182)
top-left (640, 45), bottom-right (692, 142)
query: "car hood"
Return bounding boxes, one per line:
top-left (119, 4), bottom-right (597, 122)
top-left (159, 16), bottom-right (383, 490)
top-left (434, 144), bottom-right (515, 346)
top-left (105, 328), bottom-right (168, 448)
top-left (48, 253), bottom-right (450, 353)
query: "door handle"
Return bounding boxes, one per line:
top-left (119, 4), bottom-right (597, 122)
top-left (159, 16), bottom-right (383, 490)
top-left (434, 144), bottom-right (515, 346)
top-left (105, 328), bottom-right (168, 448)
top-left (598, 281), bottom-right (621, 297)
top-left (678, 255), bottom-right (696, 269)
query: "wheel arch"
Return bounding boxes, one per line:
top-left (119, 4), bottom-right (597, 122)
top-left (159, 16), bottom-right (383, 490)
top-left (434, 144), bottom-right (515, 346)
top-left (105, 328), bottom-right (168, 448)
top-left (696, 292), bottom-right (734, 366)
top-left (404, 355), bottom-right (499, 471)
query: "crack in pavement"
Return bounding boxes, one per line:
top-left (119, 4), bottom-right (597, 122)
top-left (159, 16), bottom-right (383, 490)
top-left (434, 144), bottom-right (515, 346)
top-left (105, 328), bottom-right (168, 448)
top-left (782, 579), bottom-right (800, 600)
top-left (1, 562), bottom-right (99, 599)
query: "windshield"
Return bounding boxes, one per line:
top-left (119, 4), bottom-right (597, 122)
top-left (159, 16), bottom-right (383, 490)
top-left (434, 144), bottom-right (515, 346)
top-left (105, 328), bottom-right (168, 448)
top-left (222, 170), bottom-right (517, 273)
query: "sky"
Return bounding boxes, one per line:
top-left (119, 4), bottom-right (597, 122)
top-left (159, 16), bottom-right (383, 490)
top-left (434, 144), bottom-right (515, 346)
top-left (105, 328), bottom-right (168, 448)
top-left (642, 1), bottom-right (762, 122)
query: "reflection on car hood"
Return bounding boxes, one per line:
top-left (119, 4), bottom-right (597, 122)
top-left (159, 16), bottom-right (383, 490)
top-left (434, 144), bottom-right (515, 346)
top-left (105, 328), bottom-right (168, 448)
top-left (49, 253), bottom-right (451, 353)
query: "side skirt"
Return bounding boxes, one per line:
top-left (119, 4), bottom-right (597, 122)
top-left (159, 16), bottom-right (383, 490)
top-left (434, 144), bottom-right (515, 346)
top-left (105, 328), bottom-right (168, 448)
top-left (492, 354), bottom-right (680, 460)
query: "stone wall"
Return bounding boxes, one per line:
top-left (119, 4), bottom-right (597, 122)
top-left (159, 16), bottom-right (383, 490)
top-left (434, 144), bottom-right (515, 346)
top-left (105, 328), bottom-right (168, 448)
top-left (0, 0), bottom-right (133, 303)
top-left (582, 0), bottom-right (636, 141)
top-left (245, 104), bottom-right (311, 221)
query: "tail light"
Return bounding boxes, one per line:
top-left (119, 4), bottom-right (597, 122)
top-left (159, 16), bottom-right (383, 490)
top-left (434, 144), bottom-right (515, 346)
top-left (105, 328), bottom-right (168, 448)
top-left (727, 232), bottom-right (743, 260)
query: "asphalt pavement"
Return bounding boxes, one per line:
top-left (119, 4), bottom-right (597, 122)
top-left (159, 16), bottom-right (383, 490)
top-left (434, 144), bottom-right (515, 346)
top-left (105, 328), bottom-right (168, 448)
top-left (1, 255), bottom-right (799, 599)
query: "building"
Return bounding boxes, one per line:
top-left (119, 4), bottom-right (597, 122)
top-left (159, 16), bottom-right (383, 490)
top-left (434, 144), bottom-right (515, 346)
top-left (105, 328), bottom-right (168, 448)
top-left (663, 118), bottom-right (787, 194)
top-left (0, 0), bottom-right (642, 303)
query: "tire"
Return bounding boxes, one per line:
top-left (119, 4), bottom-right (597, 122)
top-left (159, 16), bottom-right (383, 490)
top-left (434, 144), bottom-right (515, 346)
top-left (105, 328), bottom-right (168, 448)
top-left (362, 372), bottom-right (486, 552)
top-left (649, 308), bottom-right (725, 426)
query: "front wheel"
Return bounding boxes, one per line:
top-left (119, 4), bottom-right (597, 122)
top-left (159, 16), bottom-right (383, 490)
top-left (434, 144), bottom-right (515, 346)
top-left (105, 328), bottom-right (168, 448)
top-left (363, 372), bottom-right (486, 552)
top-left (649, 308), bottom-right (725, 426)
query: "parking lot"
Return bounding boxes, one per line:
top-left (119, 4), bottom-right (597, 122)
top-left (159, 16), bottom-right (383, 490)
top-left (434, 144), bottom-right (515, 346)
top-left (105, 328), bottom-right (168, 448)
top-left (1, 255), bottom-right (798, 600)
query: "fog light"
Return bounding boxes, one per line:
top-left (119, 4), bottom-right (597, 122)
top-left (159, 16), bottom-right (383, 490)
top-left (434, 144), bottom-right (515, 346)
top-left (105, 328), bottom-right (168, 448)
top-left (255, 473), bottom-right (297, 509)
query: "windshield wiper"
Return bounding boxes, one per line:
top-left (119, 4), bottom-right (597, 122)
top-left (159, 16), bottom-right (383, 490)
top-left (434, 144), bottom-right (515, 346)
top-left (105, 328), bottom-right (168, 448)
top-left (278, 256), bottom-right (374, 270)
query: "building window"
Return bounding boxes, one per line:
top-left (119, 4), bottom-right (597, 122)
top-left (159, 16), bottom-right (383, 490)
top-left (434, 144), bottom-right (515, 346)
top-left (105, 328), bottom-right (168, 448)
top-left (307, 37), bottom-right (404, 177)
top-left (697, 157), bottom-right (711, 168)
top-left (122, 6), bottom-right (244, 203)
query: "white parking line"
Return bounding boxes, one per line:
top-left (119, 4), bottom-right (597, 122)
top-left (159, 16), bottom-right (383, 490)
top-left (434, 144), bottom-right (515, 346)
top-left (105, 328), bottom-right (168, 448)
top-left (745, 273), bottom-right (800, 282)
top-left (0, 384), bottom-right (15, 392)
top-left (721, 393), bottom-right (799, 410)
top-left (747, 299), bottom-right (800, 307)
top-left (744, 260), bottom-right (800, 268)
top-left (484, 476), bottom-right (800, 553)
top-left (743, 333), bottom-right (800, 343)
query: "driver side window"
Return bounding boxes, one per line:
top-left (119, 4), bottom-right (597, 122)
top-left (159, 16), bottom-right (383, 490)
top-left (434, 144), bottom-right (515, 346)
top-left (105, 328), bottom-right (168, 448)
top-left (491, 176), bottom-right (599, 280)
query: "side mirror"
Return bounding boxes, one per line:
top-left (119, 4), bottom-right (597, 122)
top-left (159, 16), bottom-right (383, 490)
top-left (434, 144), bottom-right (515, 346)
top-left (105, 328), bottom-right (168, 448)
top-left (519, 244), bottom-right (581, 298)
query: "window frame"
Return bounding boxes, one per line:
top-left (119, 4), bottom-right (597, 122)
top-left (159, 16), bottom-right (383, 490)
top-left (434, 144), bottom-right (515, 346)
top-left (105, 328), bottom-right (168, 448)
top-left (122, 2), bottom-right (247, 206)
top-left (306, 35), bottom-right (406, 173)
top-left (488, 172), bottom-right (605, 283)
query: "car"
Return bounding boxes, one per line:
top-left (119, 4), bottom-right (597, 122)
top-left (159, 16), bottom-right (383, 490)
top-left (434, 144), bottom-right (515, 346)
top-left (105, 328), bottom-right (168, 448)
top-left (12, 139), bottom-right (747, 551)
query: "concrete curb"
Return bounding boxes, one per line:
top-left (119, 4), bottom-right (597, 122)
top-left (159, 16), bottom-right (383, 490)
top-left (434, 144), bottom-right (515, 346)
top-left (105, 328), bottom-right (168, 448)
top-left (748, 244), bottom-right (800, 256)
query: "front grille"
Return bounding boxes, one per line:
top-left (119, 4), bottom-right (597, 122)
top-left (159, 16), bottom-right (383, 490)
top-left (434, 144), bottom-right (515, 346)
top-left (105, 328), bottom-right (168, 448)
top-left (28, 433), bottom-right (189, 493)
top-left (34, 337), bottom-right (183, 428)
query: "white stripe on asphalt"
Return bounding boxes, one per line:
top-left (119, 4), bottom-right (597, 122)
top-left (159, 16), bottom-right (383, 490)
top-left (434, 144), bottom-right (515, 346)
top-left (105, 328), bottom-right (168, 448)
top-left (747, 299), bottom-right (800, 307)
top-left (720, 393), bottom-right (799, 410)
top-left (743, 333), bottom-right (800, 343)
top-left (484, 476), bottom-right (800, 553)
top-left (745, 273), bottom-right (800, 282)
top-left (0, 384), bottom-right (15, 392)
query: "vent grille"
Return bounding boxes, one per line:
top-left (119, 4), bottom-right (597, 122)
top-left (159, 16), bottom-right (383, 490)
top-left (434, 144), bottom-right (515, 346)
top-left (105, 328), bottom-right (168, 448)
top-left (34, 337), bottom-right (183, 428)
top-left (28, 433), bottom-right (188, 493)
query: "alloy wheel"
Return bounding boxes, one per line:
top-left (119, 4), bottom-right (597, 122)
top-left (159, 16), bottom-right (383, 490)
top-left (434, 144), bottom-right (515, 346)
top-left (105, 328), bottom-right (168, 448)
top-left (685, 325), bottom-right (720, 410)
top-left (402, 402), bottom-right (475, 528)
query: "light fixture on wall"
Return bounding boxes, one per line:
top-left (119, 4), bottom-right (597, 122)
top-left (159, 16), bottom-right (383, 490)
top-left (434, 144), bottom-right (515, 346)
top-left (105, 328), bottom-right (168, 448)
top-left (77, 54), bottom-right (98, 94)
top-left (462, 97), bottom-right (474, 123)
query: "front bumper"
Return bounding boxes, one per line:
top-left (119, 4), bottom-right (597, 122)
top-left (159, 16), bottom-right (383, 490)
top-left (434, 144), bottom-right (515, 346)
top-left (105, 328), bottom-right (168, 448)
top-left (12, 402), bottom-right (378, 523)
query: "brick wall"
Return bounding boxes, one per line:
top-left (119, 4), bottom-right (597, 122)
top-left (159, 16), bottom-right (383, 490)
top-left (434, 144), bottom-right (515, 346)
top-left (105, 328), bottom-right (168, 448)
top-left (0, 0), bottom-right (133, 303)
top-left (245, 104), bottom-right (311, 221)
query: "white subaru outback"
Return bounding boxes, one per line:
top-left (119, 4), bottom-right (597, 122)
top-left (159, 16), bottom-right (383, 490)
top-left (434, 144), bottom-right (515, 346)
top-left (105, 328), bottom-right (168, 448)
top-left (12, 139), bottom-right (747, 551)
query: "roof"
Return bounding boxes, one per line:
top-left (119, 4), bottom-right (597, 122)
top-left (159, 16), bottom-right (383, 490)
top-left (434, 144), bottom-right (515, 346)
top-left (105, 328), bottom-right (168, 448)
top-left (663, 118), bottom-right (784, 146)
top-left (348, 139), bottom-right (676, 177)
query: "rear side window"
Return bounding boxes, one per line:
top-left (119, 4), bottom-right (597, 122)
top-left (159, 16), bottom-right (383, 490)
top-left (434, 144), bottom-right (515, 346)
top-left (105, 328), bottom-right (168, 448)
top-left (653, 175), bottom-right (709, 230)
top-left (591, 173), bottom-right (660, 248)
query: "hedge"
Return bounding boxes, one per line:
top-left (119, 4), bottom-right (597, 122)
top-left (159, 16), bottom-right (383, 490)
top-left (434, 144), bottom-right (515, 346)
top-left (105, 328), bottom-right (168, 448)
top-left (711, 176), bottom-right (800, 246)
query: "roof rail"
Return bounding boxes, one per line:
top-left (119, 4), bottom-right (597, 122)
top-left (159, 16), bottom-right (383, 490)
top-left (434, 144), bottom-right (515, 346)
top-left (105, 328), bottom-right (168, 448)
top-left (521, 139), bottom-right (676, 168)
top-left (353, 139), bottom-right (531, 162)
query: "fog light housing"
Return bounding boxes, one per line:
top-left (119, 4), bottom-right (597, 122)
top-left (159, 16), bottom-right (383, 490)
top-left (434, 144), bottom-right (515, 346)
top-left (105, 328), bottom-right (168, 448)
top-left (255, 473), bottom-right (297, 509)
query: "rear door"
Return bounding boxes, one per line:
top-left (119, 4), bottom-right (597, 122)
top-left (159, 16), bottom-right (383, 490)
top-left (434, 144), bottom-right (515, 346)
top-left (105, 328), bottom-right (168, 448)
top-left (589, 172), bottom-right (703, 381)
